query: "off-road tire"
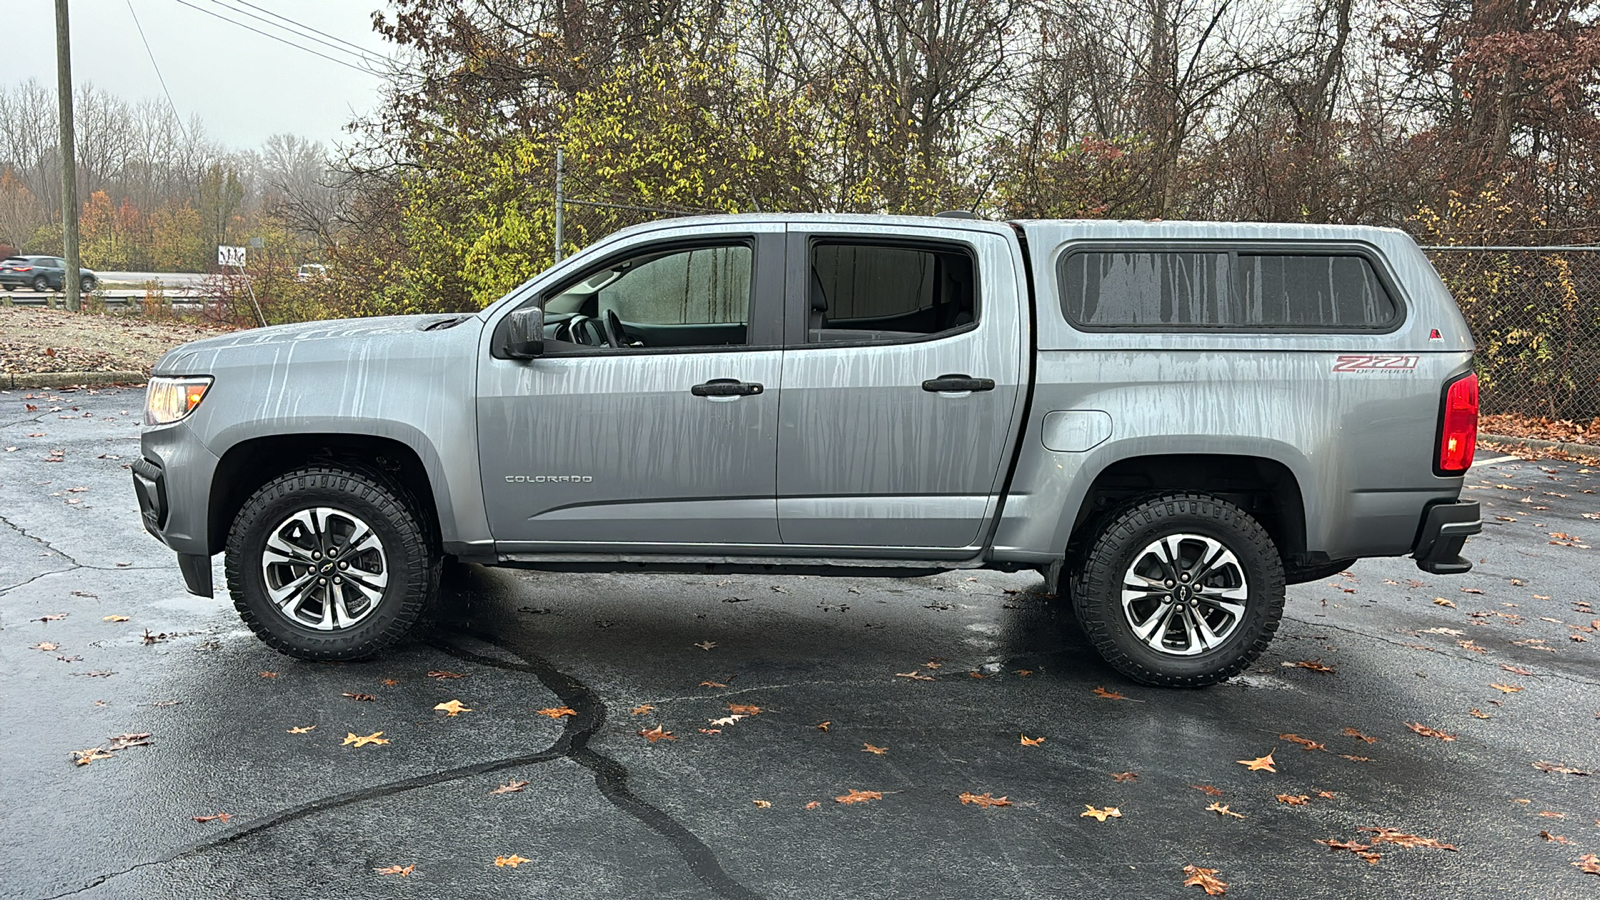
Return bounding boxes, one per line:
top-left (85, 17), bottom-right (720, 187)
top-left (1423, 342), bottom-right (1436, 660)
top-left (225, 465), bottom-right (439, 660)
top-left (1069, 492), bottom-right (1285, 687)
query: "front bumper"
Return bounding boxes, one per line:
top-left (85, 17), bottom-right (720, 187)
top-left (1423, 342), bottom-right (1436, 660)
top-left (1411, 500), bottom-right (1481, 575)
top-left (132, 453), bottom-right (214, 597)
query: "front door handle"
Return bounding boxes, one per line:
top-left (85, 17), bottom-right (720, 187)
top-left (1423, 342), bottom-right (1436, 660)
top-left (922, 374), bottom-right (995, 393)
top-left (692, 378), bottom-right (764, 397)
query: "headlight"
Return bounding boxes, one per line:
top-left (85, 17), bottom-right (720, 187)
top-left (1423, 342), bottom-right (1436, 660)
top-left (144, 376), bottom-right (213, 426)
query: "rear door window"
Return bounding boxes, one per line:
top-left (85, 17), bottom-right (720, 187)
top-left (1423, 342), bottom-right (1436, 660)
top-left (1058, 249), bottom-right (1399, 331)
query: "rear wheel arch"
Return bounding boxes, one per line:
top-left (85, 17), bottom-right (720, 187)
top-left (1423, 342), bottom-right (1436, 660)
top-left (207, 434), bottom-right (441, 556)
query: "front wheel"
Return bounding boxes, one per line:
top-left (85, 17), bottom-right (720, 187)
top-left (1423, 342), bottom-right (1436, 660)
top-left (80, 276), bottom-right (95, 292)
top-left (1070, 493), bottom-right (1285, 687)
top-left (225, 466), bottom-right (439, 660)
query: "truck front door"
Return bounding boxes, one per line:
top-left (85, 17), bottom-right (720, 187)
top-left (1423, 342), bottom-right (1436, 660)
top-left (776, 224), bottom-right (1028, 551)
top-left (477, 226), bottom-right (786, 549)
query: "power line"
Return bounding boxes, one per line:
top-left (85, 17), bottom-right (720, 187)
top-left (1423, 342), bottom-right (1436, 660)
top-left (125, 0), bottom-right (191, 143)
top-left (169, 0), bottom-right (382, 77)
top-left (227, 0), bottom-right (381, 62)
top-left (209, 0), bottom-right (385, 67)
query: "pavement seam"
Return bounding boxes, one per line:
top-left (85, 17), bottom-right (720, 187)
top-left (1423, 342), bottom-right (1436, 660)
top-left (0, 565), bottom-right (81, 597)
top-left (0, 512), bottom-right (82, 567)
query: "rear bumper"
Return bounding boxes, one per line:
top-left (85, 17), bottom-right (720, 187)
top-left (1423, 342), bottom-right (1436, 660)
top-left (1411, 500), bottom-right (1481, 575)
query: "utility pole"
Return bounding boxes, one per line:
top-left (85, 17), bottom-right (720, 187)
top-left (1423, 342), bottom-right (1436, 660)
top-left (54, 0), bottom-right (81, 312)
top-left (553, 147), bottom-right (564, 263)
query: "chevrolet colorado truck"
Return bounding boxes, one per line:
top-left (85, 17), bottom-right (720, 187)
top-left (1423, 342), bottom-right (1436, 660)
top-left (133, 215), bottom-right (1482, 686)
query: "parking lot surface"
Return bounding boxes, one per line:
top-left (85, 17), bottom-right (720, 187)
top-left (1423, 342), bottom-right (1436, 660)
top-left (2, 386), bottom-right (1598, 899)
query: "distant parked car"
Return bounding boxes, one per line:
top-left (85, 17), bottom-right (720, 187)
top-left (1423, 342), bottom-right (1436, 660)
top-left (295, 264), bottom-right (327, 281)
top-left (0, 256), bottom-right (97, 292)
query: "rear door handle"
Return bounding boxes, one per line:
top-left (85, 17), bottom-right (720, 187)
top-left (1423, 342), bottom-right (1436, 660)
top-left (691, 378), bottom-right (764, 397)
top-left (922, 374), bottom-right (995, 393)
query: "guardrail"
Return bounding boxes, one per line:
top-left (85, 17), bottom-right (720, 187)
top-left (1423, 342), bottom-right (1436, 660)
top-left (2, 289), bottom-right (210, 309)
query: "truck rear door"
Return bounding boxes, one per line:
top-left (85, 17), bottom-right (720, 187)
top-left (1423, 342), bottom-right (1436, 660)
top-left (775, 222), bottom-right (1028, 552)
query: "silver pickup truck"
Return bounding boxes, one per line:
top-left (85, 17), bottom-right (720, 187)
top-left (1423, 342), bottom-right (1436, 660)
top-left (133, 215), bottom-right (1482, 686)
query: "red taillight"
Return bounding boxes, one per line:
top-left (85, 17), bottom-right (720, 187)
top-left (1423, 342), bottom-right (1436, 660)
top-left (12, 266), bottom-right (30, 272)
top-left (1437, 372), bottom-right (1479, 475)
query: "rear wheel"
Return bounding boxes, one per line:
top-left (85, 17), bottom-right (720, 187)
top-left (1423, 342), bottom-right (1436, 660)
top-left (225, 465), bottom-right (438, 660)
top-left (1070, 493), bottom-right (1284, 687)
top-left (32, 275), bottom-right (47, 291)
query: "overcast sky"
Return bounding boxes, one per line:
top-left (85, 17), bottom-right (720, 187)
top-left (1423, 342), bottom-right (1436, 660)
top-left (2, 0), bottom-right (393, 151)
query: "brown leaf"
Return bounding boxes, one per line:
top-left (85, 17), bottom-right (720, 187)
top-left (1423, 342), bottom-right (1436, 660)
top-left (286, 725), bottom-right (315, 734)
top-left (190, 813), bottom-right (232, 824)
top-left (637, 725), bottom-right (676, 743)
top-left (380, 679), bottom-right (400, 687)
top-left (71, 747), bottom-right (113, 766)
top-left (862, 743), bottom-right (888, 756)
top-left (1541, 831), bottom-right (1575, 845)
top-left (895, 670), bottom-right (935, 681)
top-left (1275, 794), bottom-right (1311, 806)
top-left (1317, 790), bottom-right (1337, 799)
top-left (835, 789), bottom-right (883, 805)
top-left (342, 731), bottom-right (389, 747)
top-left (1237, 751), bottom-right (1277, 773)
top-left (1460, 587), bottom-right (1484, 594)
top-left (535, 706), bottom-right (577, 719)
top-left (631, 704), bottom-right (655, 716)
top-left (494, 854), bottom-right (530, 868)
top-left (1469, 708), bottom-right (1491, 719)
top-left (107, 733), bottom-right (151, 751)
top-left (699, 728), bottom-right (721, 734)
top-left (693, 640), bottom-right (717, 651)
top-left (30, 642), bottom-right (59, 652)
top-left (434, 699), bottom-right (473, 716)
top-left (1489, 683), bottom-right (1524, 694)
top-left (1020, 734), bottom-right (1045, 747)
top-left (700, 680), bottom-right (728, 687)
top-left (1433, 597), bottom-right (1456, 608)
top-left (1206, 802), bottom-right (1246, 819)
top-left (1080, 805), bottom-right (1122, 821)
top-left (1339, 754), bottom-right (1372, 762)
top-left (1284, 660), bottom-right (1335, 673)
top-left (1405, 722), bottom-right (1456, 741)
top-left (727, 704), bottom-right (762, 716)
top-left (1111, 772), bottom-right (1138, 783)
top-left (1341, 727), bottom-right (1377, 744)
top-left (1092, 686), bottom-right (1129, 700)
top-left (342, 692), bottom-right (376, 702)
top-left (804, 800), bottom-right (821, 810)
top-left (258, 671), bottom-right (278, 678)
top-left (490, 780), bottom-right (529, 795)
top-left (1574, 854), bottom-right (1600, 876)
top-left (1280, 733), bottom-right (1327, 752)
top-left (1190, 784), bottom-right (1223, 797)
top-left (1533, 760), bottom-right (1590, 776)
top-left (1359, 827), bottom-right (1457, 851)
top-left (1182, 865), bottom-right (1228, 896)
top-left (958, 792), bottom-right (1012, 808)
top-left (752, 799), bottom-right (772, 808)
top-left (374, 865), bottom-right (415, 877)
top-left (1500, 664), bottom-right (1535, 675)
top-left (428, 670), bottom-right (467, 679)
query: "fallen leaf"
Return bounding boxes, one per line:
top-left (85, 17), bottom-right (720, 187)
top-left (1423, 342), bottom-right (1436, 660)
top-left (1340, 754), bottom-right (1372, 762)
top-left (1276, 794), bottom-right (1311, 806)
top-left (1182, 865), bottom-right (1228, 896)
top-left (494, 854), bottom-right (529, 868)
top-left (753, 799), bottom-right (772, 808)
top-left (1358, 827), bottom-right (1458, 851)
top-left (259, 671), bottom-right (278, 678)
top-left (709, 715), bottom-right (745, 727)
top-left (101, 615), bottom-right (130, 622)
top-left (1405, 722), bottom-right (1456, 741)
top-left (107, 733), bottom-right (152, 751)
top-left (374, 865), bottom-right (415, 877)
top-left (959, 792), bottom-right (1012, 808)
top-left (190, 813), bottom-right (232, 824)
top-left (1489, 683), bottom-right (1524, 694)
top-left (1540, 810), bottom-right (1566, 818)
top-left (342, 731), bottom-right (389, 748)
top-left (1317, 790), bottom-right (1337, 799)
top-left (835, 789), bottom-right (883, 805)
top-left (490, 780), bottom-right (529, 795)
top-left (895, 670), bottom-right (935, 681)
top-left (1574, 854), bottom-right (1600, 876)
top-left (1092, 686), bottom-right (1128, 700)
top-left (535, 706), bottom-right (577, 719)
top-left (694, 640), bottom-right (717, 651)
top-left (1542, 831), bottom-right (1575, 845)
top-left (638, 725), bottom-right (676, 743)
top-left (71, 747), bottom-right (113, 766)
top-left (38, 613), bottom-right (67, 622)
top-left (815, 721), bottom-right (831, 731)
top-left (862, 743), bottom-right (888, 756)
top-left (1206, 802), bottom-right (1246, 819)
top-left (805, 800), bottom-right (821, 810)
top-left (1469, 708), bottom-right (1491, 719)
top-left (1081, 805), bottom-right (1122, 821)
top-left (727, 704), bottom-right (762, 716)
top-left (428, 670), bottom-right (467, 679)
top-left (342, 692), bottom-right (376, 702)
top-left (1460, 587), bottom-right (1484, 594)
top-left (1191, 784), bottom-right (1223, 797)
top-left (1284, 660), bottom-right (1335, 673)
top-left (700, 680), bottom-right (728, 687)
top-left (1237, 751), bottom-right (1277, 773)
top-left (1111, 772), bottom-right (1138, 783)
top-left (435, 699), bottom-right (473, 716)
top-left (1280, 733), bottom-right (1327, 752)
top-left (1342, 727), bottom-right (1377, 744)
top-left (381, 679), bottom-right (400, 687)
top-left (1434, 597), bottom-right (1456, 608)
top-left (1014, 669), bottom-right (1034, 676)
top-left (1020, 734), bottom-right (1045, 747)
top-left (1533, 761), bottom-right (1590, 776)
top-left (699, 728), bottom-right (721, 735)
top-left (631, 704), bottom-right (655, 716)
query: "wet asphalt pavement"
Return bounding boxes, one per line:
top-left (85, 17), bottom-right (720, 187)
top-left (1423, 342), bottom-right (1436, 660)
top-left (2, 386), bottom-right (1599, 899)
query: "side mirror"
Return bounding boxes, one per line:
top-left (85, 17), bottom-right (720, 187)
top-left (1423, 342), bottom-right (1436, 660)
top-left (506, 307), bottom-right (544, 359)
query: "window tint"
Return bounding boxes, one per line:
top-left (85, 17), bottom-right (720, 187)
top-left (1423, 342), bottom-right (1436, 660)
top-left (1059, 250), bottom-right (1397, 330)
top-left (809, 243), bottom-right (976, 342)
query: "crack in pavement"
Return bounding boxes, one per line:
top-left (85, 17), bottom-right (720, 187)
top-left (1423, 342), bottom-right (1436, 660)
top-left (0, 513), bottom-right (82, 567)
top-left (43, 627), bottom-right (763, 900)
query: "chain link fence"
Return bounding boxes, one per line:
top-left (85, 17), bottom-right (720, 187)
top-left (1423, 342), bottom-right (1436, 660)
top-left (1424, 247), bottom-right (1600, 424)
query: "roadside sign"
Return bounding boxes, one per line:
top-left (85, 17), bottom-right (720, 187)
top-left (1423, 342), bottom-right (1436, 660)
top-left (218, 245), bottom-right (247, 267)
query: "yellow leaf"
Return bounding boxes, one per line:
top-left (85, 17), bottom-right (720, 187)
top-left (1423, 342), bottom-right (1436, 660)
top-left (1020, 734), bottom-right (1045, 747)
top-left (1237, 751), bottom-right (1277, 772)
top-left (536, 706), bottom-right (577, 719)
top-left (435, 700), bottom-right (473, 716)
top-left (1206, 802), bottom-right (1246, 819)
top-left (342, 731), bottom-right (389, 748)
top-left (494, 854), bottom-right (530, 868)
top-left (1080, 805), bottom-right (1122, 821)
top-left (286, 725), bottom-right (316, 734)
top-left (862, 743), bottom-right (888, 755)
top-left (101, 615), bottom-right (129, 622)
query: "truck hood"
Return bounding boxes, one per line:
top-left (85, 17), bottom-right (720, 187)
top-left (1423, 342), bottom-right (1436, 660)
top-left (152, 314), bottom-right (481, 375)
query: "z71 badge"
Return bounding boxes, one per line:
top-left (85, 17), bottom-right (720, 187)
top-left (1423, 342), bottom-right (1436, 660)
top-left (1332, 354), bottom-right (1419, 372)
